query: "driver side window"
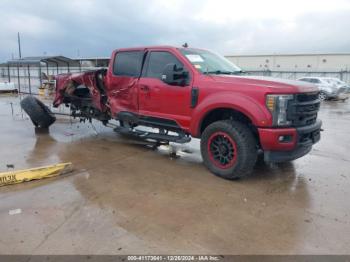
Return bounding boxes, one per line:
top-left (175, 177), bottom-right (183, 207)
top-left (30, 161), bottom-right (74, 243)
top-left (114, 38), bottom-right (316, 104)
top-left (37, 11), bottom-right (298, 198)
top-left (144, 51), bottom-right (183, 79)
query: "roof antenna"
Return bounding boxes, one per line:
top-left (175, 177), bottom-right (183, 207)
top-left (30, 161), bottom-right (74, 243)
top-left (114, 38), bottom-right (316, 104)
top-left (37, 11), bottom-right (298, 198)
top-left (182, 42), bottom-right (189, 48)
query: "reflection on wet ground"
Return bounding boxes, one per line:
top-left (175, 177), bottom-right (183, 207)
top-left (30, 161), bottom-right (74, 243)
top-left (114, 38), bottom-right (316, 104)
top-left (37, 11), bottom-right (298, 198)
top-left (0, 95), bottom-right (349, 254)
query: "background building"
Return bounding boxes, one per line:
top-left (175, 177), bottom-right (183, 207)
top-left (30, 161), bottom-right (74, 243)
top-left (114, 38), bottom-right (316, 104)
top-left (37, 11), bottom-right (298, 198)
top-left (226, 53), bottom-right (350, 82)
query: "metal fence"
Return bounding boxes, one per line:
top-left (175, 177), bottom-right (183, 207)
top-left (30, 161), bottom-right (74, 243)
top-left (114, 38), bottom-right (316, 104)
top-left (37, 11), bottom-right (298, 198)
top-left (245, 70), bottom-right (350, 83)
top-left (1, 65), bottom-right (350, 94)
top-left (0, 66), bottom-right (97, 94)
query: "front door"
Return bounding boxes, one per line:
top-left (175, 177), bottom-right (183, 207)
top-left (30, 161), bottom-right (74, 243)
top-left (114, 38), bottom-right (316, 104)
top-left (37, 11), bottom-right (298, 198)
top-left (138, 50), bottom-right (192, 129)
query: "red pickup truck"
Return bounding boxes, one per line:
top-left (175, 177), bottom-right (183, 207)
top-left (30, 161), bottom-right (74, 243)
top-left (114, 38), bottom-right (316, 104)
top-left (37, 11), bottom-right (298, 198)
top-left (21, 46), bottom-right (322, 180)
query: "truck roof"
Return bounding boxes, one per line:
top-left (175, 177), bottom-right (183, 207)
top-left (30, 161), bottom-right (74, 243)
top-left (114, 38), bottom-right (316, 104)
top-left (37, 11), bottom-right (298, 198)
top-left (116, 46), bottom-right (178, 52)
top-left (115, 46), bottom-right (207, 52)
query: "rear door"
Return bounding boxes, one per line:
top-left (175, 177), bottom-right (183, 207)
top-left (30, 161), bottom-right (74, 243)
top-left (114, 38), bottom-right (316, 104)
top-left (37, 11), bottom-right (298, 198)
top-left (137, 50), bottom-right (193, 129)
top-left (106, 50), bottom-right (144, 116)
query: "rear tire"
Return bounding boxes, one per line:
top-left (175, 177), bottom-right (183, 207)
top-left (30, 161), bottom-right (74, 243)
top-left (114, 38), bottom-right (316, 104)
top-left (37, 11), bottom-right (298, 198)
top-left (200, 120), bottom-right (257, 180)
top-left (20, 96), bottom-right (56, 128)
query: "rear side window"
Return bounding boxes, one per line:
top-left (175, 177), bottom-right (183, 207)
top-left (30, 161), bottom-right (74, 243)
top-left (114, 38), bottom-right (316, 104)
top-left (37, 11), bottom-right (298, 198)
top-left (113, 51), bottom-right (143, 77)
top-left (145, 51), bottom-right (183, 79)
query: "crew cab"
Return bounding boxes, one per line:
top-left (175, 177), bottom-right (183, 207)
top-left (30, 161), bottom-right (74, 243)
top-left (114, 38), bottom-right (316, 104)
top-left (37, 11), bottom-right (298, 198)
top-left (21, 46), bottom-right (322, 180)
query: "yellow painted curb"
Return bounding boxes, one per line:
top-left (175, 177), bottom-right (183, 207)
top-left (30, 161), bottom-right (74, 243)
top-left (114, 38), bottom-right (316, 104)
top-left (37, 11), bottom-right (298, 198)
top-left (0, 162), bottom-right (73, 187)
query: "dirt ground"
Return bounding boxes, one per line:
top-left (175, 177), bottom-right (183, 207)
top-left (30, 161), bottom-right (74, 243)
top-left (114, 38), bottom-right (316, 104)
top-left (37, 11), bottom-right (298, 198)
top-left (0, 94), bottom-right (349, 255)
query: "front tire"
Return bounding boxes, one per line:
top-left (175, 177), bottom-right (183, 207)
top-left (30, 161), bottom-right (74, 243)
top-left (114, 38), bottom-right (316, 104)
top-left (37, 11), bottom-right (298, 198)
top-left (200, 120), bottom-right (257, 180)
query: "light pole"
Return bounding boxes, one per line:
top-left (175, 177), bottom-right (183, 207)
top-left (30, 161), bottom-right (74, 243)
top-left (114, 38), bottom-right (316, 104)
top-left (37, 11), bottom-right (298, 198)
top-left (17, 32), bottom-right (22, 59)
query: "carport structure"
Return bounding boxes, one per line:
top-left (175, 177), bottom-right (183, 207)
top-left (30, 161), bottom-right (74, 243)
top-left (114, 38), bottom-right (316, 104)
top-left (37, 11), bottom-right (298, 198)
top-left (4, 56), bottom-right (80, 94)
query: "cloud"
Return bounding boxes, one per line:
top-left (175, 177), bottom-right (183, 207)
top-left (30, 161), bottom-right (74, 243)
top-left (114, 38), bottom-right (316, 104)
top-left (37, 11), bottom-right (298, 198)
top-left (0, 0), bottom-right (350, 61)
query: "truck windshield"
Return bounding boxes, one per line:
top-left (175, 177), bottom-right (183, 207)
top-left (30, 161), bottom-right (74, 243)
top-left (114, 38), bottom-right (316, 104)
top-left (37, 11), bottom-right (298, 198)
top-left (180, 48), bottom-right (242, 75)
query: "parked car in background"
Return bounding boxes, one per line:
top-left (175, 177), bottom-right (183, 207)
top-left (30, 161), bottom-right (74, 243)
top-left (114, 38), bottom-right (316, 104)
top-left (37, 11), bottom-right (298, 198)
top-left (0, 82), bottom-right (17, 93)
top-left (297, 77), bottom-right (349, 101)
top-left (327, 78), bottom-right (350, 94)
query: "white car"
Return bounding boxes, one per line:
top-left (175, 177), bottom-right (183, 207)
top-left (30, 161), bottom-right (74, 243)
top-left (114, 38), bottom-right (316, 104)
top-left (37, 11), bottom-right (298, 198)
top-left (297, 77), bottom-right (349, 101)
top-left (0, 82), bottom-right (17, 93)
top-left (327, 78), bottom-right (350, 94)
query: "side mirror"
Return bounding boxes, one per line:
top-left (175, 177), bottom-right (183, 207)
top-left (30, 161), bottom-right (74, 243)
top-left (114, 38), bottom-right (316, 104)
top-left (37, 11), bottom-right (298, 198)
top-left (161, 63), bottom-right (189, 86)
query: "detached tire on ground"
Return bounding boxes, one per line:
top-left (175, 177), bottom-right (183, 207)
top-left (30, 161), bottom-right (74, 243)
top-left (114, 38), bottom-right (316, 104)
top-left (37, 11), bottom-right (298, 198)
top-left (200, 120), bottom-right (257, 180)
top-left (20, 96), bottom-right (56, 128)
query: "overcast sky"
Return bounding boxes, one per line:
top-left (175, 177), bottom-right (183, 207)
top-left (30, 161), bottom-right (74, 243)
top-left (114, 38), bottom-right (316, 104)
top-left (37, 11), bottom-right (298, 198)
top-left (1, 0), bottom-right (350, 61)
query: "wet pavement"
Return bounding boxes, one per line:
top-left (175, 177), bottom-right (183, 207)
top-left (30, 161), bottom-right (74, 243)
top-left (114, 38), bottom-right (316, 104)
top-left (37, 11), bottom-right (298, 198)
top-left (0, 94), bottom-right (349, 255)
